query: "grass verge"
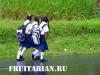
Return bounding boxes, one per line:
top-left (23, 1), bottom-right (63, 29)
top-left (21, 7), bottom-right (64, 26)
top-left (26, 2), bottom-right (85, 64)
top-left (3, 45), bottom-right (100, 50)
top-left (0, 19), bottom-right (100, 57)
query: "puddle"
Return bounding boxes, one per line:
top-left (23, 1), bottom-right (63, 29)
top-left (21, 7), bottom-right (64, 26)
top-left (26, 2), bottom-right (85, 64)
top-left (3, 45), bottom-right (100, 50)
top-left (0, 55), bottom-right (100, 75)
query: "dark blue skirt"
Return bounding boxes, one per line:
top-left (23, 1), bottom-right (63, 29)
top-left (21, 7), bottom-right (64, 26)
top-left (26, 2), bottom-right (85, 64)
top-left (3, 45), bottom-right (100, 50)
top-left (34, 35), bottom-right (48, 52)
top-left (19, 34), bottom-right (34, 48)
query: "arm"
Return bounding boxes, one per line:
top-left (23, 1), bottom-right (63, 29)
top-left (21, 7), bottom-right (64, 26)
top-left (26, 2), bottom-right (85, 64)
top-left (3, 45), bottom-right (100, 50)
top-left (44, 25), bottom-right (49, 38)
top-left (28, 24), bottom-right (34, 34)
top-left (44, 32), bottom-right (49, 37)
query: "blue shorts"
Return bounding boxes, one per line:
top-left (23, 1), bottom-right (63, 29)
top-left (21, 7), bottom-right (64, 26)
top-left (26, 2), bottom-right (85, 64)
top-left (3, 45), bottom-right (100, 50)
top-left (34, 35), bottom-right (48, 52)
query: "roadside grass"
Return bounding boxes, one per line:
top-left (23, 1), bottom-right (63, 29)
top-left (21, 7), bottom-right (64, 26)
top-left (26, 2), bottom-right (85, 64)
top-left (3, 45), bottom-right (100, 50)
top-left (0, 19), bottom-right (100, 57)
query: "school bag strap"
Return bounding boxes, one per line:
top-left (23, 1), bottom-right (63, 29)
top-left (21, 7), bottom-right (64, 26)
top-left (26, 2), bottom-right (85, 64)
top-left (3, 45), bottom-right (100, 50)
top-left (42, 24), bottom-right (46, 29)
top-left (17, 22), bottom-right (30, 31)
top-left (34, 24), bottom-right (39, 26)
top-left (39, 24), bottom-right (46, 31)
top-left (22, 22), bottom-right (31, 34)
top-left (32, 24), bottom-right (46, 45)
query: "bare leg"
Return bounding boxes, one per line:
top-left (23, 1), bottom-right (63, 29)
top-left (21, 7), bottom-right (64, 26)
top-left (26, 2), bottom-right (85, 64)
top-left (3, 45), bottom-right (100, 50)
top-left (32, 49), bottom-right (39, 58)
top-left (17, 47), bottom-right (23, 59)
top-left (40, 52), bottom-right (44, 60)
top-left (20, 47), bottom-right (27, 56)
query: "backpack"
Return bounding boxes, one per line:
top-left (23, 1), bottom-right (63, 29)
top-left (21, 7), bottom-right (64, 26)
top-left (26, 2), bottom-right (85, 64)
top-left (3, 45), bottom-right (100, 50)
top-left (32, 24), bottom-right (46, 45)
top-left (16, 23), bottom-right (30, 41)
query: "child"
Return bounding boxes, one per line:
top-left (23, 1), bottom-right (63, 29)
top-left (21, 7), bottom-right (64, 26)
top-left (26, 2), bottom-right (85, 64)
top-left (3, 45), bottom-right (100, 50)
top-left (32, 16), bottom-right (49, 61)
top-left (17, 16), bottom-right (40, 61)
top-left (21, 16), bottom-right (40, 60)
top-left (16, 14), bottom-right (33, 61)
top-left (31, 16), bottom-right (40, 60)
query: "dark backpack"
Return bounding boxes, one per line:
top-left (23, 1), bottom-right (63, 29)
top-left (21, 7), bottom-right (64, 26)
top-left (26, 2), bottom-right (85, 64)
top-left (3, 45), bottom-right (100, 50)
top-left (16, 23), bottom-right (30, 41)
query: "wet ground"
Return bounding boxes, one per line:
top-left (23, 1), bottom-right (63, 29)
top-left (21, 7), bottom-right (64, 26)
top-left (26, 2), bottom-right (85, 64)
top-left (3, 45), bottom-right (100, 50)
top-left (0, 55), bottom-right (100, 75)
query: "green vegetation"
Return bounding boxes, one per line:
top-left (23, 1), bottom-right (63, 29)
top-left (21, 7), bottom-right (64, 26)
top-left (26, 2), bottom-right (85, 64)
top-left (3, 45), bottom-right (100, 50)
top-left (0, 19), bottom-right (100, 57)
top-left (0, 0), bottom-right (96, 19)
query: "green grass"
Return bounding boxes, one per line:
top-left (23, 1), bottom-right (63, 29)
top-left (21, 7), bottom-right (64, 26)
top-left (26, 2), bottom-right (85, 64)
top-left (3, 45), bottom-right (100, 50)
top-left (0, 0), bottom-right (96, 19)
top-left (0, 19), bottom-right (100, 57)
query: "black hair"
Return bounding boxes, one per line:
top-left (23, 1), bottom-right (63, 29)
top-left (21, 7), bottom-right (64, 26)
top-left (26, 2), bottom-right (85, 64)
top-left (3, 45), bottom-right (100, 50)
top-left (26, 14), bottom-right (32, 21)
top-left (34, 16), bottom-right (39, 24)
top-left (42, 16), bottom-right (49, 22)
top-left (42, 16), bottom-right (50, 31)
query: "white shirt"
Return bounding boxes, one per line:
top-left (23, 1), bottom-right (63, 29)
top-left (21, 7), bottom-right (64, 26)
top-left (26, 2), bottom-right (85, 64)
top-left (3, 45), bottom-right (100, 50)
top-left (23, 20), bottom-right (30, 25)
top-left (39, 21), bottom-right (49, 35)
top-left (31, 21), bottom-right (39, 32)
top-left (17, 20), bottom-right (30, 33)
top-left (25, 23), bottom-right (32, 34)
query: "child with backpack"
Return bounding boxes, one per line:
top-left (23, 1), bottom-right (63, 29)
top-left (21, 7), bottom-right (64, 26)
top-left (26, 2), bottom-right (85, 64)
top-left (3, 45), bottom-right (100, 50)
top-left (20, 16), bottom-right (40, 60)
top-left (30, 16), bottom-right (40, 60)
top-left (32, 16), bottom-right (49, 61)
top-left (16, 14), bottom-right (33, 61)
top-left (16, 15), bottom-right (40, 61)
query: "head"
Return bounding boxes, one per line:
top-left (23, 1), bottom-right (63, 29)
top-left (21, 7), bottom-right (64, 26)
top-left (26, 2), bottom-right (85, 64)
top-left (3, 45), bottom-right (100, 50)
top-left (26, 14), bottom-right (32, 21)
top-left (34, 16), bottom-right (39, 24)
top-left (42, 16), bottom-right (50, 31)
top-left (42, 16), bottom-right (49, 23)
